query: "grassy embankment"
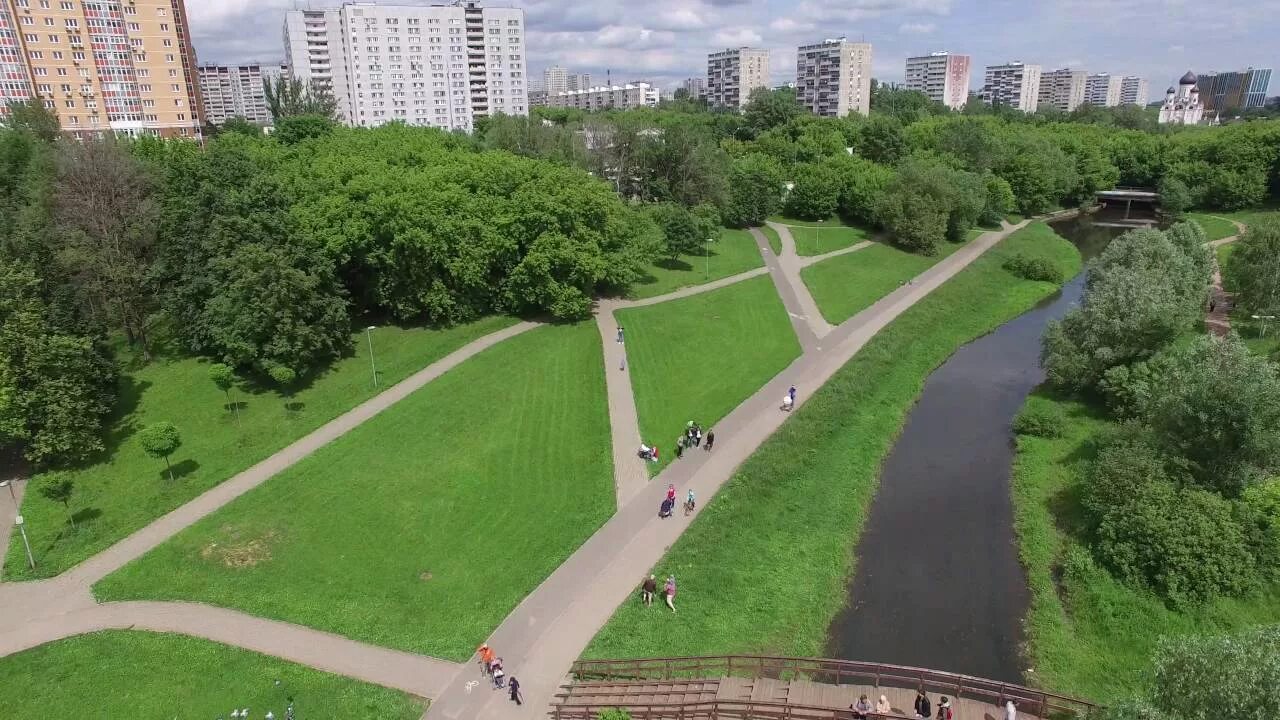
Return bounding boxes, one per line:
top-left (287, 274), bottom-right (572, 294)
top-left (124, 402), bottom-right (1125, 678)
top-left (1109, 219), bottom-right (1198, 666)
top-left (630, 228), bottom-right (765, 300)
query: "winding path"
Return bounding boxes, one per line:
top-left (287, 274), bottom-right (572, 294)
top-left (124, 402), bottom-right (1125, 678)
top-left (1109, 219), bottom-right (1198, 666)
top-left (1205, 218), bottom-right (1246, 336)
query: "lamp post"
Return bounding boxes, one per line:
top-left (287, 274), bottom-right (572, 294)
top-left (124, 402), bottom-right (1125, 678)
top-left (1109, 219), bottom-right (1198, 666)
top-left (365, 326), bottom-right (379, 388)
top-left (704, 237), bottom-right (716, 280)
top-left (1253, 314), bottom-right (1276, 337)
top-left (14, 514), bottom-right (34, 570)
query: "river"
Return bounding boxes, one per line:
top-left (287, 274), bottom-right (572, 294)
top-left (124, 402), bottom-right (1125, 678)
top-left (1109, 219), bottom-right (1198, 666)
top-left (823, 214), bottom-right (1128, 682)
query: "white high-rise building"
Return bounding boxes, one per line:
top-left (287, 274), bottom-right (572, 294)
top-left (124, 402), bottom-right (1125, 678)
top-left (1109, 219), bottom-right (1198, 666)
top-left (1120, 76), bottom-right (1149, 106)
top-left (982, 62), bottom-right (1042, 112)
top-left (283, 1), bottom-right (527, 132)
top-left (1038, 68), bottom-right (1087, 112)
top-left (706, 47), bottom-right (770, 109)
top-left (547, 83), bottom-right (660, 111)
top-left (198, 63), bottom-right (283, 126)
top-left (904, 51), bottom-right (971, 111)
top-left (682, 77), bottom-right (707, 100)
top-left (796, 38), bottom-right (873, 117)
top-left (543, 65), bottom-right (568, 94)
top-left (1084, 73), bottom-right (1123, 107)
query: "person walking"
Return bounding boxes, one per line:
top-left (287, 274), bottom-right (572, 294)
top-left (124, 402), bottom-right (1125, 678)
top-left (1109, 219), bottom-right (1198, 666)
top-left (875, 694), bottom-right (892, 717)
top-left (913, 690), bottom-right (931, 719)
top-left (693, 426), bottom-right (702, 447)
top-left (617, 326), bottom-right (624, 343)
top-left (667, 483), bottom-right (676, 504)
top-left (641, 574), bottom-right (657, 606)
top-left (675, 441), bottom-right (684, 459)
top-left (936, 697), bottom-right (952, 720)
top-left (684, 488), bottom-right (696, 515)
top-left (477, 644), bottom-right (495, 675)
top-left (705, 429), bottom-right (715, 451)
top-left (664, 575), bottom-right (677, 613)
top-left (1004, 700), bottom-right (1017, 720)
top-left (788, 385), bottom-right (797, 404)
top-left (508, 676), bottom-right (522, 705)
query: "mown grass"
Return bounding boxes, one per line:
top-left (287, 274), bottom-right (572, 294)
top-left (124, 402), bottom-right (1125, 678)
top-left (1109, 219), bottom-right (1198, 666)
top-left (1187, 213), bottom-right (1239, 241)
top-left (801, 239), bottom-right (967, 325)
top-left (629, 228), bottom-right (764, 300)
top-left (618, 275), bottom-right (801, 476)
top-left (584, 222), bottom-right (1082, 660)
top-left (4, 316), bottom-right (517, 580)
top-left (95, 322), bottom-right (614, 661)
top-left (0, 631), bottom-right (424, 719)
top-left (1011, 390), bottom-right (1280, 701)
top-left (767, 216), bottom-right (878, 256)
top-left (759, 224), bottom-right (783, 256)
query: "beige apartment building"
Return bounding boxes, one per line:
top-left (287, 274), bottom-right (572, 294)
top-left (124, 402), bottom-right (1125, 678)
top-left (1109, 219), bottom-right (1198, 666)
top-left (706, 46), bottom-right (769, 110)
top-left (796, 37), bottom-right (872, 117)
top-left (0, 0), bottom-right (203, 138)
top-left (981, 62), bottom-right (1042, 112)
top-left (1038, 68), bottom-right (1087, 112)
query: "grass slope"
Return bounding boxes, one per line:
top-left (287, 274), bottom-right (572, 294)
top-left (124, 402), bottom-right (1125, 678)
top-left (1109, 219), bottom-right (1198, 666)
top-left (0, 631), bottom-right (423, 719)
top-left (759, 225), bottom-right (783, 256)
top-left (801, 239), bottom-right (968, 325)
top-left (4, 317), bottom-right (516, 580)
top-left (95, 322), bottom-right (613, 661)
top-left (1187, 213), bottom-right (1239, 241)
top-left (618, 275), bottom-right (801, 475)
top-left (629, 228), bottom-right (764, 300)
top-left (1011, 391), bottom-right (1280, 701)
top-left (767, 216), bottom-right (877, 257)
top-left (585, 222), bottom-right (1081, 660)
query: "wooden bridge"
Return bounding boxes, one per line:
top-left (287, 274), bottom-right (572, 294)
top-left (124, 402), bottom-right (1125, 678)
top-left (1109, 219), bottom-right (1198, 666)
top-left (550, 656), bottom-right (1100, 720)
top-left (1094, 187), bottom-right (1160, 227)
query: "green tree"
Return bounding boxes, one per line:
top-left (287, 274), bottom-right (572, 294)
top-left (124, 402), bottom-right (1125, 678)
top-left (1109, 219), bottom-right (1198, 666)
top-left (37, 474), bottom-right (77, 529)
top-left (723, 153), bottom-right (784, 227)
top-left (274, 114), bottom-right (336, 145)
top-left (2, 98), bottom-right (61, 142)
top-left (853, 115), bottom-right (907, 165)
top-left (981, 174), bottom-right (1016, 225)
top-left (1152, 625), bottom-right (1280, 720)
top-left (783, 163), bottom-right (841, 220)
top-left (263, 75), bottom-right (338, 121)
top-left (743, 87), bottom-right (800, 133)
top-left (219, 117), bottom-right (263, 138)
top-left (828, 155), bottom-right (894, 226)
top-left (645, 202), bottom-right (718, 259)
top-left (1226, 216), bottom-right (1280, 320)
top-left (138, 421), bottom-right (182, 481)
top-left (208, 363), bottom-right (240, 426)
top-left (1157, 175), bottom-right (1192, 218)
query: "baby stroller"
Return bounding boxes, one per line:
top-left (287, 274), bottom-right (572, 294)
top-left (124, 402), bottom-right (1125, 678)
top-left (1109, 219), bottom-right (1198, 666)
top-left (659, 496), bottom-right (675, 518)
top-left (781, 394), bottom-right (794, 412)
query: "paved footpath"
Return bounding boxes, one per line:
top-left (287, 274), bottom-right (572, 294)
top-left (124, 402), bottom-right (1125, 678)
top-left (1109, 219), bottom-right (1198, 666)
top-left (425, 221), bottom-right (1028, 720)
top-left (751, 227), bottom-right (821, 352)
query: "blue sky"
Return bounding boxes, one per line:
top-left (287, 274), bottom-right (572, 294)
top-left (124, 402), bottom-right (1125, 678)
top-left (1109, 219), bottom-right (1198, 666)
top-left (190, 0), bottom-right (1277, 96)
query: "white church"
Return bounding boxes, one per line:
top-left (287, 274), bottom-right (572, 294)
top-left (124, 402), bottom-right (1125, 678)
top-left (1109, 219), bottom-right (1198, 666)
top-left (1158, 71), bottom-right (1206, 125)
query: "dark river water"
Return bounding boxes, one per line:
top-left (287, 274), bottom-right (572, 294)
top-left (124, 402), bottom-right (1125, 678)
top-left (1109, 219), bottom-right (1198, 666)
top-left (824, 215), bottom-right (1127, 682)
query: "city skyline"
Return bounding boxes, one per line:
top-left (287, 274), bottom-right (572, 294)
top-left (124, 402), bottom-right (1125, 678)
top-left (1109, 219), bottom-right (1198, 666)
top-left (189, 0), bottom-right (1278, 98)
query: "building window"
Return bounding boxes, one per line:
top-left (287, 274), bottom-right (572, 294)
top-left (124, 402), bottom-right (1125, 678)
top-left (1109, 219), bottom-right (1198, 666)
top-left (21, 15), bottom-right (33, 25)
top-left (44, 17), bottom-right (54, 26)
top-left (165, 54), bottom-right (174, 62)
top-left (60, 0), bottom-right (72, 8)
top-left (162, 39), bottom-right (172, 48)
top-left (28, 51), bottom-right (43, 59)
top-left (128, 22), bottom-right (140, 31)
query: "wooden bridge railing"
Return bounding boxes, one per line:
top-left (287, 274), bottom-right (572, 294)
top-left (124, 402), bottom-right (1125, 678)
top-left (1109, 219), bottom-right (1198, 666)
top-left (569, 656), bottom-right (1100, 719)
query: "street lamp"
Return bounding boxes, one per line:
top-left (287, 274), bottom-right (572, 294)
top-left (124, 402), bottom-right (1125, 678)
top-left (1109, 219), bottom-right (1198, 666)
top-left (704, 237), bottom-right (716, 280)
top-left (365, 326), bottom-right (379, 388)
top-left (1253, 314), bottom-right (1276, 337)
top-left (14, 514), bottom-right (34, 570)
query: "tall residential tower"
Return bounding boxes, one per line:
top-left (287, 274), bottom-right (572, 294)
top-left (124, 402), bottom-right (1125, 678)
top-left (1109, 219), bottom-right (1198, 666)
top-left (796, 37), bottom-right (872, 117)
top-left (1038, 68), bottom-right (1087, 112)
top-left (904, 51), bottom-right (971, 110)
top-left (982, 62), bottom-right (1042, 112)
top-left (1120, 76), bottom-right (1149, 106)
top-left (706, 46), bottom-right (769, 110)
top-left (1084, 73), bottom-right (1123, 107)
top-left (198, 63), bottom-right (283, 126)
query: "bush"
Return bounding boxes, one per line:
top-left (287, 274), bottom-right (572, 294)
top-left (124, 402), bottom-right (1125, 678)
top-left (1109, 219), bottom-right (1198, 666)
top-left (1012, 405), bottom-right (1064, 437)
top-left (597, 710), bottom-right (632, 720)
top-left (1152, 625), bottom-right (1280, 720)
top-left (1003, 253), bottom-right (1064, 283)
top-left (784, 163), bottom-right (841, 220)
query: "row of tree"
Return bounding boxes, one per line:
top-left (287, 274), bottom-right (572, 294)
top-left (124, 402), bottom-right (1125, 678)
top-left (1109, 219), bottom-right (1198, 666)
top-left (1036, 221), bottom-right (1280, 607)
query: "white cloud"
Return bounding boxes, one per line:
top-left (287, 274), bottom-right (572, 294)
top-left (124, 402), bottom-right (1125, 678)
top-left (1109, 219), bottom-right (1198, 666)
top-left (898, 22), bottom-right (936, 34)
top-left (712, 27), bottom-right (764, 47)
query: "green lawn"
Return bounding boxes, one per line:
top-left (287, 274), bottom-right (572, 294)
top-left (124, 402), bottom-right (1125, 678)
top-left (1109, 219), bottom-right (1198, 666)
top-left (4, 316), bottom-right (517, 581)
top-left (628, 228), bottom-right (764, 300)
top-left (766, 215), bottom-right (852, 228)
top-left (1220, 207), bottom-right (1280, 228)
top-left (95, 322), bottom-right (614, 661)
top-left (0, 631), bottom-right (423, 719)
top-left (759, 225), bottom-right (783, 256)
top-left (801, 239), bottom-right (967, 325)
top-left (617, 275), bottom-right (801, 475)
top-left (1011, 391), bottom-right (1280, 702)
top-left (1187, 213), bottom-right (1239, 241)
top-left (766, 216), bottom-right (878, 257)
top-left (585, 222), bottom-right (1082, 660)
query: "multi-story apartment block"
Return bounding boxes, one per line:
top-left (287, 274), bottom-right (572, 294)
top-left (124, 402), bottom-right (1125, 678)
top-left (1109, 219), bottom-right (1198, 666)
top-left (1196, 67), bottom-right (1273, 112)
top-left (540, 66), bottom-right (588, 95)
top-left (547, 82), bottom-right (658, 111)
top-left (982, 62), bottom-right (1042, 112)
top-left (1084, 72), bottom-right (1123, 107)
top-left (706, 46), bottom-right (769, 110)
top-left (283, 1), bottom-right (527, 133)
top-left (0, 0), bottom-right (203, 138)
top-left (682, 76), bottom-right (706, 100)
top-left (903, 51), bottom-right (970, 111)
top-left (198, 63), bottom-right (283, 126)
top-left (1038, 68), bottom-right (1087, 112)
top-left (796, 38), bottom-right (872, 117)
top-left (1120, 76), bottom-right (1149, 106)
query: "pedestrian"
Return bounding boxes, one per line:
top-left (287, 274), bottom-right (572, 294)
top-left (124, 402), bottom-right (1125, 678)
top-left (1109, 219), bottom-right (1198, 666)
top-left (617, 326), bottom-right (624, 343)
top-left (705, 429), bottom-right (715, 451)
top-left (852, 694), bottom-right (872, 720)
top-left (1005, 700), bottom-right (1017, 720)
top-left (936, 697), bottom-right (952, 720)
top-left (914, 690), bottom-right (931, 719)
top-left (675, 441), bottom-right (684, 459)
top-left (652, 445), bottom-right (659, 463)
top-left (477, 644), bottom-right (495, 675)
top-left (666, 483), bottom-right (676, 504)
top-left (876, 694), bottom-right (892, 717)
top-left (1209, 299), bottom-right (1216, 312)
top-left (641, 574), bottom-right (657, 606)
top-left (684, 488), bottom-right (696, 515)
top-left (491, 658), bottom-right (505, 689)
top-left (788, 385), bottom-right (797, 404)
top-left (508, 676), bottom-right (522, 705)
top-left (619, 352), bottom-right (626, 372)
top-left (694, 426), bottom-right (702, 447)
top-left (664, 575), bottom-right (677, 613)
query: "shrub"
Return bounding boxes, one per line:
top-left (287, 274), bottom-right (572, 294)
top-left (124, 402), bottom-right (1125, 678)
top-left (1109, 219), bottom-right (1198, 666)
top-left (1152, 625), bottom-right (1280, 720)
top-left (597, 710), bottom-right (633, 720)
top-left (1003, 253), bottom-right (1064, 283)
top-left (1012, 404), bottom-right (1064, 437)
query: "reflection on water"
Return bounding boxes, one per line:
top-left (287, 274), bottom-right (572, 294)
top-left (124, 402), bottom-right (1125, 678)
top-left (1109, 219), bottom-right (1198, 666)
top-left (822, 215), bottom-right (1127, 682)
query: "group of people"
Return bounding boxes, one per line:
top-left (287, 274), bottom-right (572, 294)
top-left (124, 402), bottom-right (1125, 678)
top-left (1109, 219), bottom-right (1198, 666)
top-left (674, 420), bottom-right (714, 459)
top-left (640, 573), bottom-right (678, 612)
top-left (659, 483), bottom-right (695, 518)
top-left (852, 690), bottom-right (956, 720)
top-left (476, 644), bottom-right (522, 705)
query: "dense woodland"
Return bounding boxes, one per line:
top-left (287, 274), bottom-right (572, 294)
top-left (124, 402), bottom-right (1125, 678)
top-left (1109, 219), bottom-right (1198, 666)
top-left (2, 85), bottom-right (1280, 471)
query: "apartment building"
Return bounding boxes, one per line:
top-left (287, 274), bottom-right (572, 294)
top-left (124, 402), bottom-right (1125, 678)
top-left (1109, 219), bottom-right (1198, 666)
top-left (796, 38), bottom-right (872, 117)
top-left (982, 62), bottom-right (1042, 112)
top-left (1083, 72), bottom-right (1122, 107)
top-left (706, 46), bottom-right (768, 110)
top-left (198, 63), bottom-right (282, 125)
top-left (547, 82), bottom-right (658, 111)
top-left (1038, 68), bottom-right (1087, 112)
top-left (682, 76), bottom-right (705, 100)
top-left (1120, 76), bottom-right (1149, 106)
top-left (903, 51), bottom-right (970, 111)
top-left (283, 1), bottom-right (528, 133)
top-left (542, 66), bottom-right (589, 94)
top-left (0, 0), bottom-right (203, 138)
top-left (1196, 67), bottom-right (1273, 112)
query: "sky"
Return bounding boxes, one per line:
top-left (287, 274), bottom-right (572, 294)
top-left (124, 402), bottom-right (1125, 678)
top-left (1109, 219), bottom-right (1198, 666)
top-left (189, 0), bottom-right (1279, 96)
